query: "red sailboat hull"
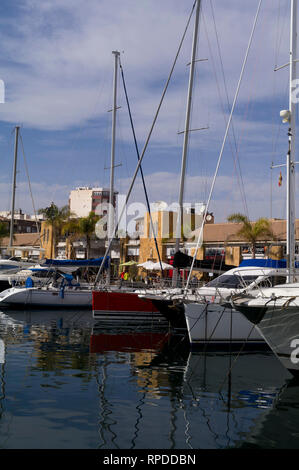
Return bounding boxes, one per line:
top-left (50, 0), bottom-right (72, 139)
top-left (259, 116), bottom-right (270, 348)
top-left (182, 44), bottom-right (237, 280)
top-left (92, 290), bottom-right (166, 322)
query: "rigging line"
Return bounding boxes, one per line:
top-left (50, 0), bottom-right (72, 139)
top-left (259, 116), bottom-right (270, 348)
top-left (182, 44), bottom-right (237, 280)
top-left (218, 322), bottom-right (257, 394)
top-left (184, 0), bottom-right (263, 293)
top-left (270, 79), bottom-right (289, 219)
top-left (275, 0), bottom-right (282, 68)
top-left (184, 305), bottom-right (227, 386)
top-left (275, 0), bottom-right (290, 68)
top-left (19, 132), bottom-right (41, 244)
top-left (119, 59), bottom-right (164, 273)
top-left (93, 0), bottom-right (197, 286)
top-left (271, 0), bottom-right (283, 158)
top-left (272, 79), bottom-right (289, 160)
top-left (50, 71), bottom-right (110, 203)
top-left (203, 15), bottom-right (249, 220)
top-left (209, 0), bottom-right (249, 218)
top-left (201, 12), bottom-right (248, 218)
top-left (5, 130), bottom-right (16, 212)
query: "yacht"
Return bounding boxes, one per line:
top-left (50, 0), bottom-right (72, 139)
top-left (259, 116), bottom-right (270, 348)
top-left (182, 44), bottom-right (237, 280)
top-left (147, 262), bottom-right (288, 348)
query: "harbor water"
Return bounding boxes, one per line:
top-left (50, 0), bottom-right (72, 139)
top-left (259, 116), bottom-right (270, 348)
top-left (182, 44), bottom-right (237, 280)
top-left (0, 308), bottom-right (296, 450)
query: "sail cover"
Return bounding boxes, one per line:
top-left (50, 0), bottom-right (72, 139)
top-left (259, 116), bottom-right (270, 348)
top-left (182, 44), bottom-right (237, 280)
top-left (43, 257), bottom-right (110, 268)
top-left (172, 251), bottom-right (232, 272)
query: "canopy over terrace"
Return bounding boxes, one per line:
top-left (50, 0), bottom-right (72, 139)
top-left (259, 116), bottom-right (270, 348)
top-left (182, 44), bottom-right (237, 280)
top-left (119, 261), bottom-right (138, 266)
top-left (138, 261), bottom-right (173, 270)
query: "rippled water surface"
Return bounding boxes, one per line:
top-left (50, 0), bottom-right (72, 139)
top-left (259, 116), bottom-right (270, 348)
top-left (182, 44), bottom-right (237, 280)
top-left (0, 309), bottom-right (297, 449)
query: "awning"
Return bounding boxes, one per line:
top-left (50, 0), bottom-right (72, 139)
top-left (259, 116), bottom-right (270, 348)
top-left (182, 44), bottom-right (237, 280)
top-left (152, 261), bottom-right (173, 270)
top-left (137, 261), bottom-right (156, 270)
top-left (119, 261), bottom-right (138, 266)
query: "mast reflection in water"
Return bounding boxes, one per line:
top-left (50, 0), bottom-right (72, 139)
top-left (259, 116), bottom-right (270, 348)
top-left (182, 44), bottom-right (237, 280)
top-left (0, 309), bottom-right (296, 449)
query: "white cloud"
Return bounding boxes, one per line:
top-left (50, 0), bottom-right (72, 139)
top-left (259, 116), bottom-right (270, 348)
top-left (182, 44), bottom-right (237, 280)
top-left (0, 0), bottom-right (291, 136)
top-left (113, 169), bottom-right (290, 223)
top-left (0, 0), bottom-right (296, 223)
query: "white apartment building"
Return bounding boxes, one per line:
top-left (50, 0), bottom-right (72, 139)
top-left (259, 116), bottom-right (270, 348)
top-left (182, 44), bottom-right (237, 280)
top-left (69, 187), bottom-right (118, 218)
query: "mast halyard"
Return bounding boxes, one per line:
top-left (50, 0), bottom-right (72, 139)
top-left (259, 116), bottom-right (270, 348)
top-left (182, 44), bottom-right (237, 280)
top-left (172, 0), bottom-right (201, 287)
top-left (9, 125), bottom-right (20, 251)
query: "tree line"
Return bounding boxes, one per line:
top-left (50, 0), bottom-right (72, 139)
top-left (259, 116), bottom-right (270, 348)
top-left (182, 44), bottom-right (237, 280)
top-left (38, 202), bottom-right (99, 259)
top-left (0, 206), bottom-right (276, 261)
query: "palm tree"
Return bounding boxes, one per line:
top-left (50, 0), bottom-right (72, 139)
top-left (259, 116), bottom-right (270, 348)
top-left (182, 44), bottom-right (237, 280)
top-left (77, 211), bottom-right (100, 259)
top-left (61, 217), bottom-right (81, 259)
top-left (227, 213), bottom-right (275, 259)
top-left (62, 211), bottom-right (100, 259)
top-left (39, 202), bottom-right (73, 258)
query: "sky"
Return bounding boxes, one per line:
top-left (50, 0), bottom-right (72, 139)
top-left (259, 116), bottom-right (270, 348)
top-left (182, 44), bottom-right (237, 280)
top-left (0, 0), bottom-right (295, 224)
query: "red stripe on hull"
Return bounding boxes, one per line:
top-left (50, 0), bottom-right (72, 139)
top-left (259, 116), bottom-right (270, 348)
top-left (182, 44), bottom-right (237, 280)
top-left (92, 290), bottom-right (159, 313)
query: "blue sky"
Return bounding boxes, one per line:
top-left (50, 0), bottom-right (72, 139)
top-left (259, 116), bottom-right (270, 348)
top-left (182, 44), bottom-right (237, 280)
top-left (0, 0), bottom-right (295, 223)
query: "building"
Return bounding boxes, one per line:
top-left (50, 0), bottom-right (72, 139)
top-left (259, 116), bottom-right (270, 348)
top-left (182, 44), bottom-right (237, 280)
top-left (138, 208), bottom-right (212, 264)
top-left (0, 233), bottom-right (43, 260)
top-left (120, 212), bottom-right (299, 280)
top-left (0, 209), bottom-right (42, 234)
top-left (119, 207), bottom-right (211, 270)
top-left (69, 187), bottom-right (118, 218)
top-left (190, 218), bottom-right (298, 266)
top-left (39, 219), bottom-right (109, 260)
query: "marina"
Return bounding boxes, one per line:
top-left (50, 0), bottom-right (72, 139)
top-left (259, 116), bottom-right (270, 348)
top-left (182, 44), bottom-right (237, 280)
top-left (0, 307), bottom-right (295, 450)
top-left (0, 0), bottom-right (299, 454)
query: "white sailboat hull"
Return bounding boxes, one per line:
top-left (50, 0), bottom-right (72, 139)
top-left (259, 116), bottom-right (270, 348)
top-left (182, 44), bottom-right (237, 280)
top-left (0, 286), bottom-right (92, 308)
top-left (232, 291), bottom-right (299, 375)
top-left (184, 301), bottom-right (263, 348)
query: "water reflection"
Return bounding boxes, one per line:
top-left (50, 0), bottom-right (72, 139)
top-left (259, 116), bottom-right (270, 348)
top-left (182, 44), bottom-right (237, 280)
top-left (0, 339), bottom-right (4, 364)
top-left (0, 308), bottom-right (297, 449)
top-left (181, 352), bottom-right (289, 448)
top-left (238, 378), bottom-right (299, 449)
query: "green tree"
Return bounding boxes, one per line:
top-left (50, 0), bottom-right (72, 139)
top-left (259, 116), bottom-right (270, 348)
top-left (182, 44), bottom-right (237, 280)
top-left (78, 211), bottom-right (100, 259)
top-left (61, 217), bottom-right (81, 259)
top-left (62, 211), bottom-right (100, 259)
top-left (0, 222), bottom-right (9, 239)
top-left (227, 213), bottom-right (274, 259)
top-left (0, 221), bottom-right (10, 255)
top-left (39, 202), bottom-right (73, 258)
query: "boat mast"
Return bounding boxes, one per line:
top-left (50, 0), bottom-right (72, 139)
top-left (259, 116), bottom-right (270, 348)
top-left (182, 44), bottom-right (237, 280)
top-left (9, 125), bottom-right (20, 251)
top-left (172, 0), bottom-right (201, 286)
top-left (287, 0), bottom-right (297, 280)
top-left (107, 50), bottom-right (120, 284)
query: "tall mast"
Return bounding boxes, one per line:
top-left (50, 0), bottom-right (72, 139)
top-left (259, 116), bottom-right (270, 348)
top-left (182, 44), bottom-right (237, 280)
top-left (107, 50), bottom-right (120, 283)
top-left (287, 0), bottom-right (297, 279)
top-left (172, 0), bottom-right (201, 286)
top-left (9, 125), bottom-right (20, 250)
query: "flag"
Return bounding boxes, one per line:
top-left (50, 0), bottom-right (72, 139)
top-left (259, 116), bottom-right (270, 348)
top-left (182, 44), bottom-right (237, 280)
top-left (278, 171), bottom-right (283, 187)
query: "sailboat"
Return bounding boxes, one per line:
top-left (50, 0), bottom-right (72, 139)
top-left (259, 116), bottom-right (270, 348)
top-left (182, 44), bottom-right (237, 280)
top-left (92, 3), bottom-right (204, 321)
top-left (143, 0), bottom-right (284, 346)
top-left (0, 126), bottom-right (41, 281)
top-left (231, 0), bottom-right (299, 376)
top-left (0, 257), bottom-right (108, 308)
top-left (90, 50), bottom-right (165, 320)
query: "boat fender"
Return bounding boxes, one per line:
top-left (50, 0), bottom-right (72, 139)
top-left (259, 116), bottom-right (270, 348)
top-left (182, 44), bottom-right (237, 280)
top-left (59, 285), bottom-right (65, 298)
top-left (25, 277), bottom-right (34, 288)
